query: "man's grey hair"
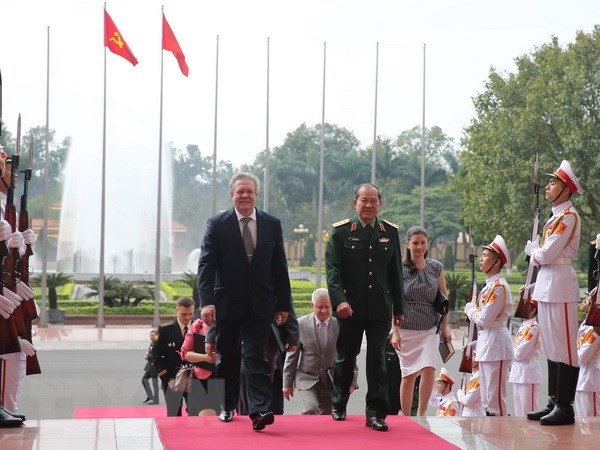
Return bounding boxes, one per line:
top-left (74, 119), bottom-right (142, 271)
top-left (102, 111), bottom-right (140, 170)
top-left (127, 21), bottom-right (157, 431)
top-left (311, 288), bottom-right (330, 305)
top-left (229, 172), bottom-right (260, 196)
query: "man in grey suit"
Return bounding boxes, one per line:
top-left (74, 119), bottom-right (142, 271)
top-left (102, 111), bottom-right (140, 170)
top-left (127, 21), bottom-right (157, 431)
top-left (282, 289), bottom-right (357, 414)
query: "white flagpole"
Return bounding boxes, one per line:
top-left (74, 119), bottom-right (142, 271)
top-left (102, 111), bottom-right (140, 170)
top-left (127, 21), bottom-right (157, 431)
top-left (263, 37), bottom-right (270, 212)
top-left (316, 41), bottom-right (326, 288)
top-left (371, 42), bottom-right (379, 184)
top-left (211, 35), bottom-right (219, 215)
top-left (98, 4), bottom-right (108, 328)
top-left (419, 43), bottom-right (426, 228)
top-left (154, 5), bottom-right (166, 328)
top-left (39, 25), bottom-right (51, 328)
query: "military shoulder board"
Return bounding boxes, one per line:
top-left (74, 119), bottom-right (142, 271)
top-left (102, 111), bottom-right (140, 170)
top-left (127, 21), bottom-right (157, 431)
top-left (382, 219), bottom-right (398, 229)
top-left (332, 218), bottom-right (350, 228)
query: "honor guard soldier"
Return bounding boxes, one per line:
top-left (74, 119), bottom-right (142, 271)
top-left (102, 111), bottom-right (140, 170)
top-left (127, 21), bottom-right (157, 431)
top-left (464, 235), bottom-right (513, 416)
top-left (525, 160), bottom-right (583, 425)
top-left (456, 341), bottom-right (486, 417)
top-left (509, 301), bottom-right (542, 416)
top-left (326, 183), bottom-right (404, 432)
top-left (431, 367), bottom-right (459, 416)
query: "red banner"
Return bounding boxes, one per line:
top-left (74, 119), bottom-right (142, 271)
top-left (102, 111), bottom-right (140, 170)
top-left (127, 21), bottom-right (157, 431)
top-left (162, 14), bottom-right (189, 76)
top-left (104, 10), bottom-right (138, 66)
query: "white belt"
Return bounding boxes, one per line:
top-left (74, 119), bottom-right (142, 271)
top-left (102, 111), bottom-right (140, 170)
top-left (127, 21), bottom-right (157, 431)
top-left (548, 257), bottom-right (573, 265)
top-left (479, 320), bottom-right (507, 330)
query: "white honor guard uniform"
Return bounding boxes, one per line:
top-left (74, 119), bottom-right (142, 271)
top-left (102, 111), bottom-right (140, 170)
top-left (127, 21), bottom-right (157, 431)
top-left (525, 160), bottom-right (583, 425)
top-left (465, 235), bottom-right (513, 416)
top-left (509, 315), bottom-right (542, 416)
top-left (574, 323), bottom-right (600, 417)
top-left (431, 368), bottom-right (459, 417)
top-left (456, 369), bottom-right (486, 417)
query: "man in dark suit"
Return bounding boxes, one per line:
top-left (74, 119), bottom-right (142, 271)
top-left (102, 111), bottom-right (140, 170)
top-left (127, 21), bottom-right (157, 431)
top-left (199, 172), bottom-right (292, 431)
top-left (326, 183), bottom-right (404, 432)
top-left (154, 296), bottom-right (194, 416)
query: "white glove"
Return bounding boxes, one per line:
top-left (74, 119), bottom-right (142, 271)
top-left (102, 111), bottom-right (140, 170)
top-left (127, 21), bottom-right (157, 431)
top-left (0, 220), bottom-right (11, 241)
top-left (0, 294), bottom-right (15, 319)
top-left (464, 302), bottom-right (475, 315)
top-left (22, 228), bottom-right (36, 245)
top-left (8, 231), bottom-right (23, 249)
top-left (3, 289), bottom-right (23, 307)
top-left (524, 235), bottom-right (540, 257)
top-left (18, 338), bottom-right (36, 357)
top-left (16, 282), bottom-right (34, 300)
top-left (596, 234), bottom-right (600, 250)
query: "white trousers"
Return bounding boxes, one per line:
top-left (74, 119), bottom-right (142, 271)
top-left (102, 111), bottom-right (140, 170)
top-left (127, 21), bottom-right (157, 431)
top-left (575, 391), bottom-right (600, 417)
top-left (1, 356), bottom-right (26, 413)
top-left (512, 382), bottom-right (539, 417)
top-left (537, 301), bottom-right (579, 366)
top-left (478, 360), bottom-right (510, 416)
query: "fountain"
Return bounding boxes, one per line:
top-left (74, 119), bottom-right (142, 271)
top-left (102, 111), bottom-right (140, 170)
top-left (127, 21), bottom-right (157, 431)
top-left (56, 141), bottom-right (173, 277)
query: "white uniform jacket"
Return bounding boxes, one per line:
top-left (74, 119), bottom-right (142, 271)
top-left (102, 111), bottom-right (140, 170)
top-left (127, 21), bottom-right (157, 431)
top-left (576, 323), bottom-right (600, 392)
top-left (456, 370), bottom-right (486, 417)
top-left (531, 201), bottom-right (580, 303)
top-left (467, 273), bottom-right (513, 362)
top-left (508, 318), bottom-right (542, 384)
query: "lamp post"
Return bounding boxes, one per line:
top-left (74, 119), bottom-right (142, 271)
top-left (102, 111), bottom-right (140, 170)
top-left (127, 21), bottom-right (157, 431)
top-left (293, 224), bottom-right (309, 265)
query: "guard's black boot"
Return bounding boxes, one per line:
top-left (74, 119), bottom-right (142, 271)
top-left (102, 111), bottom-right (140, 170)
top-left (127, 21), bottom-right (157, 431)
top-left (527, 360), bottom-right (558, 420)
top-left (540, 363), bottom-right (579, 426)
top-left (0, 406), bottom-right (23, 428)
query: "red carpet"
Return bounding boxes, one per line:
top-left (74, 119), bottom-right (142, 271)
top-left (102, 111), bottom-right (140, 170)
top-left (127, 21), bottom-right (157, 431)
top-left (73, 405), bottom-right (166, 419)
top-left (155, 415), bottom-right (460, 449)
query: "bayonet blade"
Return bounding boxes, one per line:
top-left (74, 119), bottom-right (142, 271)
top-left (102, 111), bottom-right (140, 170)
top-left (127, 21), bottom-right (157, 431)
top-left (28, 135), bottom-right (33, 170)
top-left (532, 153), bottom-right (539, 191)
top-left (15, 114), bottom-right (21, 155)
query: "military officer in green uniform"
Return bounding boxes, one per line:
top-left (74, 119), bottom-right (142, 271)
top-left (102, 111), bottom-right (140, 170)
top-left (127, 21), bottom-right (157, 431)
top-left (326, 183), bottom-right (404, 432)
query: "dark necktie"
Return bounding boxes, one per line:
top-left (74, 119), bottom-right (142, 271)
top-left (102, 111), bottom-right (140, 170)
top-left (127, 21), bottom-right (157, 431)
top-left (182, 326), bottom-right (188, 338)
top-left (241, 217), bottom-right (254, 260)
top-left (364, 224), bottom-right (373, 240)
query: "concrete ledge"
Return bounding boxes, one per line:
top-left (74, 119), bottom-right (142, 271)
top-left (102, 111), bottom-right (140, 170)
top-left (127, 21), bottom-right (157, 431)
top-left (61, 315), bottom-right (176, 325)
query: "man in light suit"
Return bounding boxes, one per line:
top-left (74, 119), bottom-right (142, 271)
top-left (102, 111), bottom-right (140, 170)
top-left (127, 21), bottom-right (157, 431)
top-left (282, 289), bottom-right (357, 414)
top-left (199, 172), bottom-right (292, 431)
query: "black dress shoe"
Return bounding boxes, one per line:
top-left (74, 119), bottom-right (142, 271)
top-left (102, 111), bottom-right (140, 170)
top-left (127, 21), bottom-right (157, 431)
top-left (332, 408), bottom-right (346, 421)
top-left (0, 408), bottom-right (23, 428)
top-left (219, 410), bottom-right (235, 422)
top-left (251, 411), bottom-right (275, 431)
top-left (142, 398), bottom-right (150, 403)
top-left (365, 416), bottom-right (388, 431)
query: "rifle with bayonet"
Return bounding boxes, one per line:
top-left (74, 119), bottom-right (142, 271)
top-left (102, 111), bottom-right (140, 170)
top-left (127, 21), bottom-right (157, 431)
top-left (19, 135), bottom-right (40, 375)
top-left (0, 70), bottom-right (22, 355)
top-left (514, 154), bottom-right (541, 319)
top-left (459, 229), bottom-right (478, 375)
top-left (3, 114), bottom-right (27, 337)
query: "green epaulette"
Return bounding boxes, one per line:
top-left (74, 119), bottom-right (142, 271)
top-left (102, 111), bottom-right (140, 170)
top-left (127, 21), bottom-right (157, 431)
top-left (332, 218), bottom-right (350, 227)
top-left (382, 219), bottom-right (398, 229)
top-left (159, 322), bottom-right (171, 327)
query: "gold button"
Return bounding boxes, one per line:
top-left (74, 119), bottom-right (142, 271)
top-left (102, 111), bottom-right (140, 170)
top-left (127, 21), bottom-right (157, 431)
top-left (369, 272), bottom-right (373, 276)
top-left (369, 245), bottom-right (373, 249)
top-left (368, 285), bottom-right (372, 289)
top-left (369, 258), bottom-right (372, 262)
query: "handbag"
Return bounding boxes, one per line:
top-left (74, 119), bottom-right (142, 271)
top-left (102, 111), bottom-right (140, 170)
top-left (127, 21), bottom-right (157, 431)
top-left (433, 290), bottom-right (449, 316)
top-left (170, 364), bottom-right (194, 393)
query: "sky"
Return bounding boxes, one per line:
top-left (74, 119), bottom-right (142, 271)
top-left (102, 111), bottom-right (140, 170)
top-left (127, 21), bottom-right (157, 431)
top-left (2, 0), bottom-right (599, 169)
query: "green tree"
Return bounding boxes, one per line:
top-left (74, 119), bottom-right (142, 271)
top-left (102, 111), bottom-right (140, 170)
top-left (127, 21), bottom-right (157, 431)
top-left (443, 245), bottom-right (456, 271)
top-left (455, 27), bottom-right (600, 254)
top-left (34, 272), bottom-right (72, 310)
top-left (179, 270), bottom-right (199, 309)
top-left (85, 276), bottom-right (122, 307)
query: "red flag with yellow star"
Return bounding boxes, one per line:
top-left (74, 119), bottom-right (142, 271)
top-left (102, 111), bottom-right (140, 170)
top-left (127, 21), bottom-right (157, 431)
top-left (104, 10), bottom-right (138, 66)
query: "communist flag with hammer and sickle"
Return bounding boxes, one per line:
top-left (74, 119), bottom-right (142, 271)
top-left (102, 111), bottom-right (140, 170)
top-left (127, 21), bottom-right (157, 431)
top-left (104, 9), bottom-right (138, 66)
